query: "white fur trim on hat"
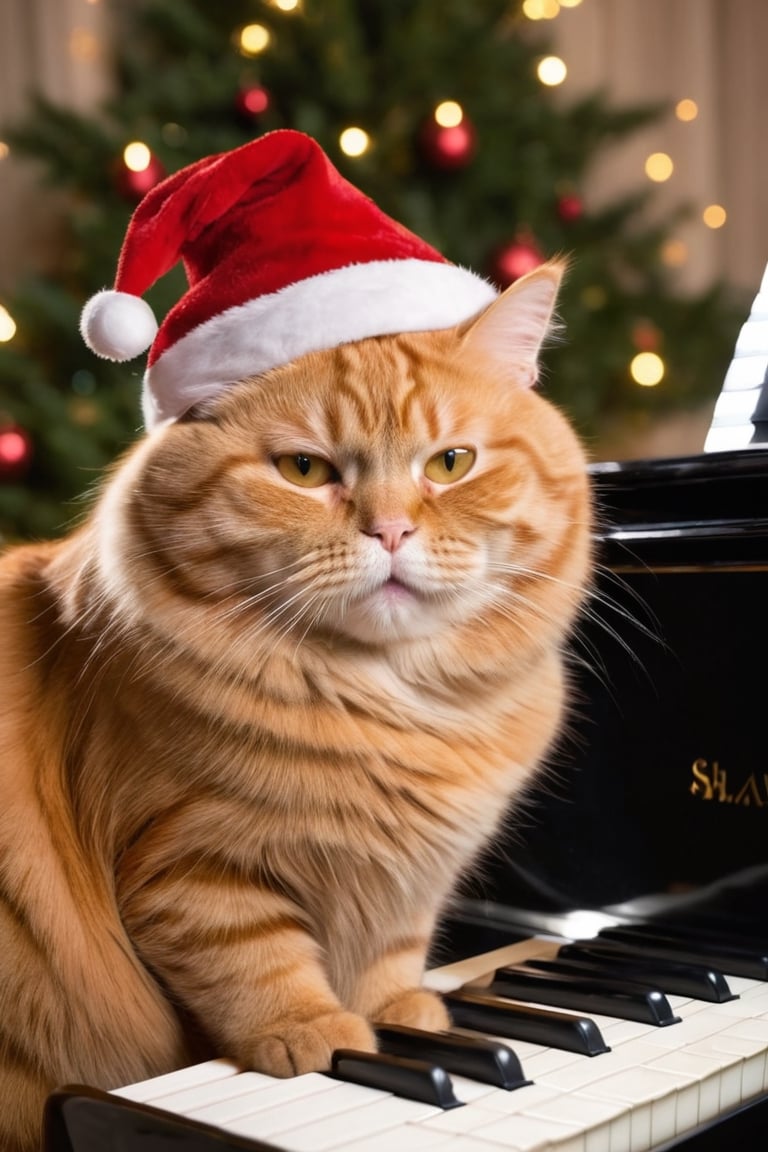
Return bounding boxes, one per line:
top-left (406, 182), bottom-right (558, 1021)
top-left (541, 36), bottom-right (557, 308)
top-left (80, 289), bottom-right (159, 362)
top-left (142, 258), bottom-right (497, 427)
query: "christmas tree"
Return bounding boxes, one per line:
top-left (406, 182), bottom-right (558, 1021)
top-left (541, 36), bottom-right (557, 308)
top-left (0, 0), bottom-right (744, 542)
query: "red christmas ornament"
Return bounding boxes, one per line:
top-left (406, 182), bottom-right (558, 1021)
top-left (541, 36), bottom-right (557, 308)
top-left (632, 319), bottom-right (660, 352)
top-left (0, 424), bottom-right (32, 480)
top-left (420, 116), bottom-right (476, 170)
top-left (236, 84), bottom-right (270, 120)
top-left (114, 150), bottom-right (166, 202)
top-left (557, 193), bottom-right (583, 222)
top-left (491, 234), bottom-right (544, 287)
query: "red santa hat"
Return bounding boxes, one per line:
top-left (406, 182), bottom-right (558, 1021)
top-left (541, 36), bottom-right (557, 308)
top-left (80, 129), bottom-right (498, 429)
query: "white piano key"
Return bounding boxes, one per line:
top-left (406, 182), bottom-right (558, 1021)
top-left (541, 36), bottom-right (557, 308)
top-left (534, 1039), bottom-right (665, 1093)
top-left (718, 1016), bottom-right (768, 1042)
top-left (520, 1090), bottom-right (629, 1136)
top-left (419, 1101), bottom-right (516, 1136)
top-left (520, 1044), bottom-right (590, 1078)
top-left (688, 1032), bottom-right (768, 1100)
top-left (449, 1079), bottom-right (562, 1117)
top-left (723, 975), bottom-right (762, 996)
top-left (186, 1071), bottom-right (342, 1126)
top-left (110, 1057), bottom-right (240, 1102)
top-left (330, 1125), bottom-right (452, 1152)
top-left (275, 1094), bottom-right (445, 1152)
top-left (598, 1018), bottom-right (657, 1045)
top-left (722, 354), bottom-right (768, 390)
top-left (749, 291), bottom-right (768, 319)
top-left (580, 1065), bottom-right (690, 1152)
top-left (643, 1048), bottom-right (728, 1122)
top-left (711, 385), bottom-right (762, 424)
top-left (460, 1108), bottom-right (583, 1151)
top-left (735, 318), bottom-right (768, 356)
top-left (704, 424), bottom-right (757, 451)
top-left (448, 1074), bottom-right (505, 1104)
top-left (140, 1068), bottom-right (280, 1113)
top-left (636, 1006), bottom-right (740, 1049)
top-left (221, 1080), bottom-right (392, 1141)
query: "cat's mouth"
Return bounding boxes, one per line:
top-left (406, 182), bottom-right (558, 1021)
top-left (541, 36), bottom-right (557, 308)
top-left (382, 576), bottom-right (413, 596)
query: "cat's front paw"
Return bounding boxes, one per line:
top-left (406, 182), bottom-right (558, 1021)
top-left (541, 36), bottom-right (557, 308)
top-left (374, 988), bottom-right (451, 1032)
top-left (248, 1010), bottom-right (376, 1077)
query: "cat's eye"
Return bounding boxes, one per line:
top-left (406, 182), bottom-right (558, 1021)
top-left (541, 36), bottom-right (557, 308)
top-left (274, 453), bottom-right (336, 488)
top-left (424, 447), bottom-right (476, 485)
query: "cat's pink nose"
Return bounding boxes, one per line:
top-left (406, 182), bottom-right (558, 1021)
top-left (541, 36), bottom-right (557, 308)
top-left (364, 518), bottom-right (415, 553)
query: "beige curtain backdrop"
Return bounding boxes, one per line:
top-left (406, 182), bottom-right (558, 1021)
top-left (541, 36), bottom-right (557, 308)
top-left (551, 0), bottom-right (768, 296)
top-left (0, 0), bottom-right (111, 295)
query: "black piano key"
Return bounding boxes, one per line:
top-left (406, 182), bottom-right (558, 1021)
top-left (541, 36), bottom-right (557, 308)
top-left (375, 1023), bottom-right (530, 1090)
top-left (444, 988), bottom-right (610, 1056)
top-left (556, 941), bottom-right (737, 1003)
top-left (330, 1048), bottom-right (462, 1109)
top-left (488, 964), bottom-right (680, 1027)
top-left (598, 924), bottom-right (768, 980)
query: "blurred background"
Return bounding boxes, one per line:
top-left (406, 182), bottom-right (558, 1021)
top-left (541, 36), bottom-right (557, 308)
top-left (0, 0), bottom-right (765, 541)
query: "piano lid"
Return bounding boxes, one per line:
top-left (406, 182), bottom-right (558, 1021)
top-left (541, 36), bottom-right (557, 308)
top-left (705, 262), bottom-right (768, 453)
top-left (591, 445), bottom-right (768, 568)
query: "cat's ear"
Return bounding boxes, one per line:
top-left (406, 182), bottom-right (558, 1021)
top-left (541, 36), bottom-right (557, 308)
top-left (458, 259), bottom-right (566, 388)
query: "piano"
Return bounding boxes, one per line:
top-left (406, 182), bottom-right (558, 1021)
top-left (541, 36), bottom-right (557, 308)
top-left (44, 276), bottom-right (768, 1151)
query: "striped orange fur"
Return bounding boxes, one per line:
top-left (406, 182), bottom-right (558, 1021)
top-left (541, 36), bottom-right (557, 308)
top-left (0, 261), bottom-right (592, 1150)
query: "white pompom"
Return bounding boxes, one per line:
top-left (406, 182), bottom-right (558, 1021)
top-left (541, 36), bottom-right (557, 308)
top-left (80, 290), bottom-right (158, 361)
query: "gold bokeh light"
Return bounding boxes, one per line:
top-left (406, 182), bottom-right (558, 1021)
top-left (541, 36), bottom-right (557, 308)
top-left (123, 142), bottom-right (151, 172)
top-left (645, 152), bottom-right (674, 182)
top-left (434, 101), bottom-right (463, 128)
top-left (537, 56), bottom-right (567, 86)
top-left (339, 127), bottom-right (370, 157)
top-left (630, 351), bottom-right (665, 387)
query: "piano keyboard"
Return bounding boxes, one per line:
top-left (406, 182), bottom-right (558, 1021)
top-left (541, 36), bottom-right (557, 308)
top-left (47, 925), bottom-right (768, 1152)
top-left (704, 262), bottom-right (768, 453)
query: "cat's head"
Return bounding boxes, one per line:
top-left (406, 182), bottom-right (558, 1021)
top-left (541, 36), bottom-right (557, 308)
top-left (99, 261), bottom-right (591, 654)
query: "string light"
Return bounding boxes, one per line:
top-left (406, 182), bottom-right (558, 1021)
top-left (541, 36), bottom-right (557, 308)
top-left (630, 351), bottom-right (665, 387)
top-left (69, 27), bottom-right (100, 61)
top-left (0, 306), bottom-right (16, 343)
top-left (238, 24), bottom-right (271, 56)
top-left (675, 98), bottom-right (699, 122)
top-left (271, 0), bottom-right (300, 9)
top-left (522, 0), bottom-right (560, 18)
top-left (537, 56), bottom-right (567, 86)
top-left (661, 238), bottom-right (689, 267)
top-left (702, 204), bottom-right (727, 229)
top-left (339, 127), bottom-right (370, 157)
top-left (645, 152), bottom-right (674, 182)
top-left (123, 142), bottom-right (152, 172)
top-left (434, 101), bottom-right (463, 128)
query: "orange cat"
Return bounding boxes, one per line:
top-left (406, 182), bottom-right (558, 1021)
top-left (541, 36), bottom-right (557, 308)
top-left (0, 257), bottom-right (592, 1150)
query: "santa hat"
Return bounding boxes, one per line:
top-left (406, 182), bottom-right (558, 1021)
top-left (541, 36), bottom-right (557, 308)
top-left (80, 129), bottom-right (498, 429)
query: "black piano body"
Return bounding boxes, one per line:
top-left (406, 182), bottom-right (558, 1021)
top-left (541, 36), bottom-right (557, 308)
top-left (450, 444), bottom-right (768, 940)
top-left (45, 446), bottom-right (768, 1150)
top-left (441, 445), bottom-right (768, 1147)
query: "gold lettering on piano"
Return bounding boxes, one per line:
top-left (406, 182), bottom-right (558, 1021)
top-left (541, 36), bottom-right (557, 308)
top-left (690, 758), bottom-right (768, 807)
